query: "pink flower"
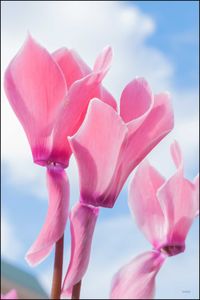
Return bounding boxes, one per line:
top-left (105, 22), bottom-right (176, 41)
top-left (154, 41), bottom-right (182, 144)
top-left (62, 79), bottom-right (174, 295)
top-left (69, 80), bottom-right (174, 208)
top-left (110, 141), bottom-right (199, 299)
top-left (4, 35), bottom-right (116, 168)
top-left (129, 140), bottom-right (198, 255)
top-left (1, 290), bottom-right (18, 299)
top-left (4, 35), bottom-right (116, 265)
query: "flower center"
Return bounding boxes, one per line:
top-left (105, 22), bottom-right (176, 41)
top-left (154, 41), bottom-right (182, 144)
top-left (47, 161), bottom-right (65, 171)
top-left (160, 244), bottom-right (185, 256)
top-left (35, 159), bottom-right (66, 170)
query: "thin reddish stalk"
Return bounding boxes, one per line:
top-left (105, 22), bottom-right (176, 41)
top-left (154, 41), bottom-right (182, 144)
top-left (51, 235), bottom-right (64, 299)
top-left (72, 280), bottom-right (82, 299)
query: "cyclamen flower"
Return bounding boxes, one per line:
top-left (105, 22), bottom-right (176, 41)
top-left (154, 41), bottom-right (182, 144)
top-left (62, 79), bottom-right (174, 296)
top-left (1, 290), bottom-right (18, 299)
top-left (4, 35), bottom-right (116, 265)
top-left (110, 141), bottom-right (199, 299)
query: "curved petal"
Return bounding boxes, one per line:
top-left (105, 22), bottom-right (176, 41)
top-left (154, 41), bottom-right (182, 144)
top-left (52, 48), bottom-right (91, 88)
top-left (170, 140), bottom-right (183, 169)
top-left (118, 92), bottom-right (174, 190)
top-left (61, 202), bottom-right (99, 297)
top-left (1, 290), bottom-right (18, 299)
top-left (120, 78), bottom-right (153, 133)
top-left (69, 99), bottom-right (128, 208)
top-left (93, 46), bottom-right (113, 82)
top-left (100, 86), bottom-right (117, 111)
top-left (110, 251), bottom-right (166, 299)
top-left (157, 142), bottom-right (196, 251)
top-left (93, 45), bottom-right (116, 109)
top-left (25, 167), bottom-right (69, 266)
top-left (157, 178), bottom-right (194, 254)
top-left (4, 35), bottom-right (67, 163)
top-left (53, 46), bottom-right (116, 108)
top-left (194, 174), bottom-right (199, 217)
top-left (129, 161), bottom-right (166, 248)
top-left (51, 62), bottom-right (117, 167)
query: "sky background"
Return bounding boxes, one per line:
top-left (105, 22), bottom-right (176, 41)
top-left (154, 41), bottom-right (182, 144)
top-left (1, 1), bottom-right (199, 299)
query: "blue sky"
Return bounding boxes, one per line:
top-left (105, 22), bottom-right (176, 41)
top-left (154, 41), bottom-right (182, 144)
top-left (1, 1), bottom-right (199, 299)
top-left (133, 1), bottom-right (199, 89)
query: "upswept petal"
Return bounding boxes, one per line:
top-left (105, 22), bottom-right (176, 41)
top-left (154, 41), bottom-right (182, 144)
top-left (1, 290), bottom-right (18, 299)
top-left (93, 45), bottom-right (116, 110)
top-left (93, 46), bottom-right (113, 82)
top-left (110, 251), bottom-right (166, 299)
top-left (157, 142), bottom-right (196, 249)
top-left (4, 35), bottom-right (67, 163)
top-left (53, 46), bottom-right (116, 108)
top-left (120, 78), bottom-right (153, 133)
top-left (129, 161), bottom-right (166, 248)
top-left (25, 167), bottom-right (69, 266)
top-left (61, 202), bottom-right (99, 297)
top-left (119, 92), bottom-right (174, 187)
top-left (69, 99), bottom-right (128, 207)
top-left (50, 63), bottom-right (117, 167)
top-left (52, 48), bottom-right (91, 88)
top-left (158, 176), bottom-right (195, 247)
top-left (170, 140), bottom-right (183, 169)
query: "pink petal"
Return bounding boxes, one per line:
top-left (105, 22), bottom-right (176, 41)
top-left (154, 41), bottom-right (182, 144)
top-left (99, 86), bottom-right (117, 111)
top-left (93, 46), bottom-right (113, 82)
top-left (50, 63), bottom-right (117, 167)
top-left (157, 142), bottom-right (196, 252)
top-left (52, 48), bottom-right (91, 88)
top-left (1, 290), bottom-right (18, 299)
top-left (69, 99), bottom-right (128, 208)
top-left (53, 46), bottom-right (116, 109)
top-left (25, 167), bottom-right (69, 266)
top-left (110, 251), bottom-right (166, 299)
top-left (120, 78), bottom-right (153, 133)
top-left (129, 160), bottom-right (166, 248)
top-left (194, 174), bottom-right (199, 216)
top-left (4, 35), bottom-right (67, 164)
top-left (93, 46), bottom-right (116, 110)
top-left (49, 75), bottom-right (101, 166)
top-left (119, 92), bottom-right (174, 188)
top-left (170, 140), bottom-right (183, 169)
top-left (62, 202), bottom-right (99, 297)
top-left (91, 91), bottom-right (173, 209)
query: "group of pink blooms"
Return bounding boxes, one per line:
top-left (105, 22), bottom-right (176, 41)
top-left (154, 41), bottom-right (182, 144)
top-left (2, 35), bottom-right (199, 300)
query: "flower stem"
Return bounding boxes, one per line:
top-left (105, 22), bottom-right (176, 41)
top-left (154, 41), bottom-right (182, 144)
top-left (51, 235), bottom-right (64, 299)
top-left (72, 281), bottom-right (82, 299)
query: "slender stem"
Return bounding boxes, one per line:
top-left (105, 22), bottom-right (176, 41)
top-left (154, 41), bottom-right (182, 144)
top-left (51, 235), bottom-right (64, 299)
top-left (71, 280), bottom-right (82, 299)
